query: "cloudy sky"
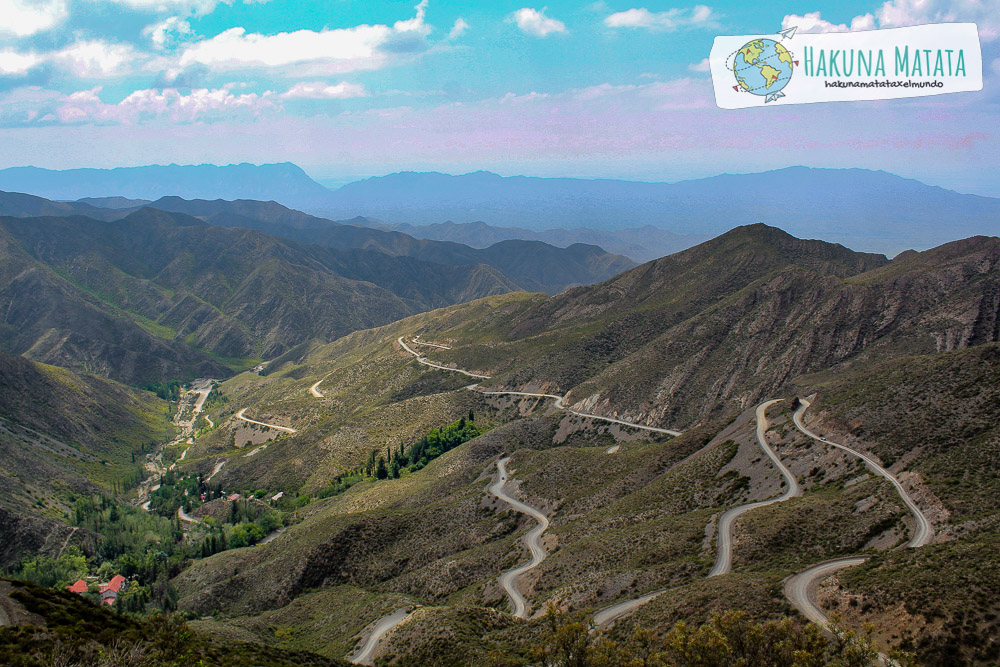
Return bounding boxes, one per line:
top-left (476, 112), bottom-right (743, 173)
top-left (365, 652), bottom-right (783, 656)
top-left (0, 0), bottom-right (997, 194)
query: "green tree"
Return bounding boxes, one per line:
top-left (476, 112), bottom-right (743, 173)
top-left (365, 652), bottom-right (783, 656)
top-left (528, 608), bottom-right (898, 667)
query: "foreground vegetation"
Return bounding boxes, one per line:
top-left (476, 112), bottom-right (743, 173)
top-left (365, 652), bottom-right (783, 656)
top-left (0, 579), bottom-right (905, 667)
top-left (521, 608), bottom-right (913, 667)
top-left (0, 580), bottom-right (347, 666)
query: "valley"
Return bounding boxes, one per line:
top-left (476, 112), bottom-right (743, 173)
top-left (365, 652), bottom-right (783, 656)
top-left (1, 0), bottom-right (996, 659)
top-left (2, 219), bottom-right (998, 666)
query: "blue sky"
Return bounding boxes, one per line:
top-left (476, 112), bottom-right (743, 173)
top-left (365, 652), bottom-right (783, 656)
top-left (0, 0), bottom-right (997, 194)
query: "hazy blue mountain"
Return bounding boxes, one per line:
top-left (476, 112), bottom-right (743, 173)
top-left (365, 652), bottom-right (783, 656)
top-left (0, 163), bottom-right (330, 203)
top-left (376, 220), bottom-right (709, 262)
top-left (0, 190), bottom-right (120, 220)
top-left (316, 167), bottom-right (1000, 254)
top-left (5, 163), bottom-right (999, 255)
top-left (76, 196), bottom-right (152, 209)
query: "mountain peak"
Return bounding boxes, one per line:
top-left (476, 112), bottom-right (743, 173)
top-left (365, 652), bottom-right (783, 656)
top-left (0, 162), bottom-right (331, 203)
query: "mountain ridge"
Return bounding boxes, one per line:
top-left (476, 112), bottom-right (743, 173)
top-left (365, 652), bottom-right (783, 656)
top-left (0, 190), bottom-right (638, 294)
top-left (0, 208), bottom-right (522, 383)
top-left (4, 163), bottom-right (999, 254)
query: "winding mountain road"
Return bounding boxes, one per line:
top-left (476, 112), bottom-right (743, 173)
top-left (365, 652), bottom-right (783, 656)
top-left (489, 456), bottom-right (550, 619)
top-left (792, 398), bottom-right (932, 549)
top-left (309, 379), bottom-right (325, 398)
top-left (206, 459), bottom-right (226, 482)
top-left (784, 557), bottom-right (870, 627)
top-left (594, 399), bottom-right (798, 626)
top-left (347, 607), bottom-right (415, 665)
top-left (191, 381), bottom-right (212, 415)
top-left (235, 408), bottom-right (298, 434)
top-left (399, 338), bottom-right (681, 437)
top-left (177, 506), bottom-right (201, 524)
top-left (782, 396), bottom-right (933, 647)
top-left (397, 337), bottom-right (491, 379)
top-left (592, 589), bottom-right (664, 627)
top-left (55, 526), bottom-right (79, 559)
top-left (708, 399), bottom-right (801, 577)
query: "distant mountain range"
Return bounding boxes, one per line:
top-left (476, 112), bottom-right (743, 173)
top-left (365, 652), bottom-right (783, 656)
top-left (0, 192), bottom-right (634, 382)
top-left (0, 190), bottom-right (636, 295)
top-left (319, 168), bottom-right (1000, 254)
top-left (1, 163), bottom-right (998, 255)
top-left (364, 220), bottom-right (708, 263)
top-left (0, 163), bottom-right (329, 203)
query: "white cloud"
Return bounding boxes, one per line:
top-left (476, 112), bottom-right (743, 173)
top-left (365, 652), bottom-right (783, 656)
top-left (179, 25), bottom-right (386, 70)
top-left (448, 17), bottom-right (469, 39)
top-left (51, 41), bottom-right (143, 78)
top-left (0, 49), bottom-right (43, 75)
top-left (0, 40), bottom-right (143, 79)
top-left (784, 2), bottom-right (999, 41)
top-left (499, 90), bottom-right (549, 103)
top-left (177, 0), bottom-right (430, 72)
top-left (281, 81), bottom-right (368, 99)
top-left (688, 57), bottom-right (710, 72)
top-left (96, 0), bottom-right (271, 16)
top-left (57, 86), bottom-right (275, 124)
top-left (510, 8), bottom-right (567, 37)
top-left (604, 5), bottom-right (717, 30)
top-left (0, 0), bottom-right (67, 38)
top-left (144, 16), bottom-right (193, 49)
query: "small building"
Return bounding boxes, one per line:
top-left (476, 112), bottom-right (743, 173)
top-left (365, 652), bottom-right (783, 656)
top-left (227, 493), bottom-right (240, 501)
top-left (271, 491), bottom-right (284, 502)
top-left (100, 589), bottom-right (117, 607)
top-left (99, 574), bottom-right (126, 594)
top-left (66, 579), bottom-right (88, 594)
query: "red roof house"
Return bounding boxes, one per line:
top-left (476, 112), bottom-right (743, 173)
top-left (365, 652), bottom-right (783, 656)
top-left (100, 589), bottom-right (117, 606)
top-left (66, 579), bottom-right (88, 594)
top-left (99, 574), bottom-right (126, 594)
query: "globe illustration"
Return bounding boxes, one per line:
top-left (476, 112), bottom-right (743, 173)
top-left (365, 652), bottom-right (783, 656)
top-left (732, 38), bottom-right (793, 96)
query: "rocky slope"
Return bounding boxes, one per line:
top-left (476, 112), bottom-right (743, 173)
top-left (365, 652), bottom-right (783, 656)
top-left (0, 208), bottom-right (522, 383)
top-left (397, 225), bottom-right (1000, 429)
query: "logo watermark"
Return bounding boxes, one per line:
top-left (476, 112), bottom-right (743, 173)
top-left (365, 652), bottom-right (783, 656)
top-left (710, 23), bottom-right (983, 109)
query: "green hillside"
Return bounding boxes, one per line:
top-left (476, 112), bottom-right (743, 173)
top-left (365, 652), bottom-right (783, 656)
top-left (0, 353), bottom-right (174, 568)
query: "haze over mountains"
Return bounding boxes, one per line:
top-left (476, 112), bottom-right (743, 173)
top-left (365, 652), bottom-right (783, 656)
top-left (1, 158), bottom-right (999, 666)
top-left (2, 163), bottom-right (999, 256)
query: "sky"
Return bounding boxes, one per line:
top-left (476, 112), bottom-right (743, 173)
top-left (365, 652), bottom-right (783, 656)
top-left (0, 0), bottom-right (998, 194)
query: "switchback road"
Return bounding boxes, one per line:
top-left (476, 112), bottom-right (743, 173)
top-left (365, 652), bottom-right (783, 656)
top-left (235, 408), bottom-right (298, 434)
top-left (397, 337), bottom-right (491, 379)
top-left (792, 398), bottom-right (932, 548)
top-left (784, 556), bottom-right (869, 628)
top-left (709, 399), bottom-right (801, 577)
top-left (398, 338), bottom-right (681, 437)
top-left (347, 608), bottom-right (415, 665)
top-left (309, 379), bottom-right (324, 398)
top-left (489, 456), bottom-right (550, 619)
